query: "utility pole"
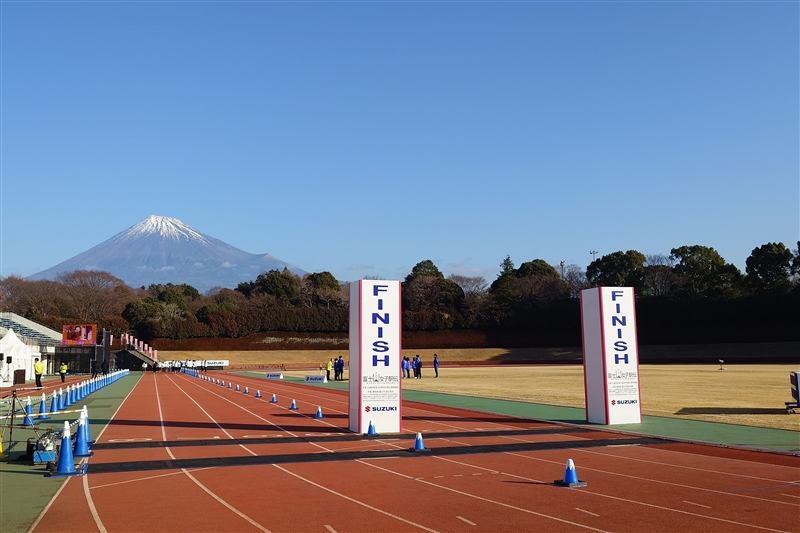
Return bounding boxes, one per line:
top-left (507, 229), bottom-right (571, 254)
top-left (590, 250), bottom-right (599, 261)
top-left (560, 260), bottom-right (566, 279)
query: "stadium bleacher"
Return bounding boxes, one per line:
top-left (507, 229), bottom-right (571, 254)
top-left (0, 314), bottom-right (62, 347)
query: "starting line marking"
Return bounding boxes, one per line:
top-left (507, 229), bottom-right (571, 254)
top-left (456, 516), bottom-right (476, 526)
top-left (324, 525), bottom-right (338, 533)
top-left (575, 508), bottom-right (600, 517)
top-left (176, 436), bottom-right (220, 440)
top-left (108, 438), bottom-right (152, 443)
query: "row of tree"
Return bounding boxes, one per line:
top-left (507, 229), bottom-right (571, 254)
top-left (1, 242), bottom-right (797, 341)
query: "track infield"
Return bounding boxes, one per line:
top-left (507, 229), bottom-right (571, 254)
top-left (9, 372), bottom-right (800, 533)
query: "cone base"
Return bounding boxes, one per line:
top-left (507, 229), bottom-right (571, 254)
top-left (48, 462), bottom-right (88, 477)
top-left (553, 479), bottom-right (587, 487)
top-left (74, 451), bottom-right (94, 458)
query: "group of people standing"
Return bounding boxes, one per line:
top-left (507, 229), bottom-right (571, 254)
top-left (402, 354), bottom-right (440, 379)
top-left (326, 356), bottom-right (346, 381)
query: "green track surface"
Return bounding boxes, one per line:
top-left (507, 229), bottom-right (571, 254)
top-left (240, 371), bottom-right (800, 453)
top-left (0, 373), bottom-right (141, 533)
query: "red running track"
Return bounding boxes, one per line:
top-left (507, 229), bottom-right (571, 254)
top-left (31, 372), bottom-right (800, 533)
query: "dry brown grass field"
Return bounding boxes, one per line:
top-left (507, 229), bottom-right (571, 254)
top-left (162, 350), bottom-right (800, 432)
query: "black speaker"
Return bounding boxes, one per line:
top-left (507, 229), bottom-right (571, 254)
top-left (5, 356), bottom-right (11, 364)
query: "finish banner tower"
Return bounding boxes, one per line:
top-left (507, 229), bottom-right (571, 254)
top-left (348, 280), bottom-right (402, 434)
top-left (581, 287), bottom-right (642, 425)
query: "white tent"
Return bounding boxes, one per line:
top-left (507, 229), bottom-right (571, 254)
top-left (0, 329), bottom-right (40, 387)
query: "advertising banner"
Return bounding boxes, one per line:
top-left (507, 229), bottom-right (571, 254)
top-left (581, 287), bottom-right (642, 425)
top-left (348, 280), bottom-right (402, 434)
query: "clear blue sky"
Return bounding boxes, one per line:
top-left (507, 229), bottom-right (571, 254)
top-left (1, 1), bottom-right (798, 285)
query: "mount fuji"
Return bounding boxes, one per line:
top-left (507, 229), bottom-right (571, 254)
top-left (28, 215), bottom-right (305, 292)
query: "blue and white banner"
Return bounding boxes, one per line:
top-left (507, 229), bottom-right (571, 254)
top-left (305, 375), bottom-right (327, 383)
top-left (349, 280), bottom-right (402, 434)
top-left (265, 373), bottom-right (284, 379)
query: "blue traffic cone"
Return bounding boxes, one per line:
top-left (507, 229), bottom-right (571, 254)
top-left (255, 390), bottom-right (261, 398)
top-left (315, 406), bottom-right (324, 419)
top-left (367, 421), bottom-right (377, 435)
top-left (49, 392), bottom-right (58, 414)
top-left (554, 458), bottom-right (587, 487)
top-left (51, 421), bottom-right (77, 476)
top-left (290, 399), bottom-right (298, 410)
top-left (413, 432), bottom-right (426, 451)
top-left (82, 406), bottom-right (94, 446)
top-left (57, 388), bottom-right (64, 411)
top-left (270, 394), bottom-right (277, 403)
top-left (23, 396), bottom-right (34, 426)
top-left (38, 393), bottom-right (50, 420)
top-left (244, 386), bottom-right (249, 394)
top-left (74, 414), bottom-right (92, 458)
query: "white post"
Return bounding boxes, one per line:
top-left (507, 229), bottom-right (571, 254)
top-left (581, 287), bottom-right (642, 424)
top-left (348, 280), bottom-right (402, 434)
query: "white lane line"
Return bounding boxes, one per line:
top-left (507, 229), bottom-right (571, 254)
top-left (83, 474), bottom-right (108, 533)
top-left (504, 451), bottom-right (800, 508)
top-left (448, 450), bottom-right (794, 533)
top-left (60, 371), bottom-right (147, 533)
top-left (781, 494), bottom-right (800, 499)
top-left (156, 377), bottom-right (271, 532)
top-left (584, 489), bottom-right (791, 533)
top-left (575, 508), bottom-right (600, 517)
top-left (182, 469), bottom-right (272, 533)
top-left (26, 475), bottom-right (74, 533)
top-left (272, 464), bottom-right (440, 533)
top-left (579, 448), bottom-right (799, 484)
top-left (628, 445), bottom-right (800, 472)
top-left (324, 525), bottom-right (338, 533)
top-left (91, 469), bottom-right (214, 490)
top-left (683, 501), bottom-right (712, 509)
top-left (456, 515), bottom-right (476, 526)
top-left (178, 376), bottom-right (337, 452)
top-left (358, 460), bottom-right (610, 533)
top-left (169, 377), bottom-right (258, 456)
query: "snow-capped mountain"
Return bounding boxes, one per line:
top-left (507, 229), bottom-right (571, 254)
top-left (28, 215), bottom-right (305, 292)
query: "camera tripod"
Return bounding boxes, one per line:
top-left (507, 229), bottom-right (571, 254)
top-left (1, 387), bottom-right (45, 460)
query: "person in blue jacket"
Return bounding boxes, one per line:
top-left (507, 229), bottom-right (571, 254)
top-left (433, 353), bottom-right (439, 378)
